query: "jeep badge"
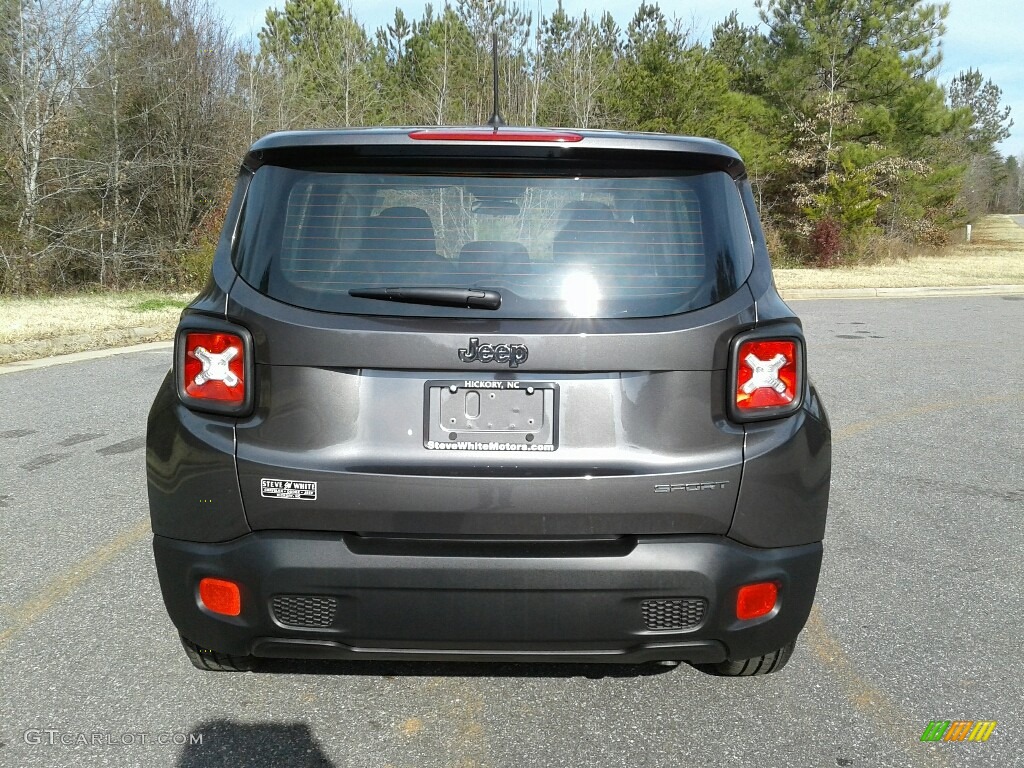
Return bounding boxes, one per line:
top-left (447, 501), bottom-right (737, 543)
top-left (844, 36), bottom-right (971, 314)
top-left (458, 337), bottom-right (529, 368)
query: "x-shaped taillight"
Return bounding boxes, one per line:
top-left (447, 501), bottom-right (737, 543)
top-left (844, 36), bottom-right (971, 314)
top-left (192, 346), bottom-right (240, 387)
top-left (733, 338), bottom-right (801, 419)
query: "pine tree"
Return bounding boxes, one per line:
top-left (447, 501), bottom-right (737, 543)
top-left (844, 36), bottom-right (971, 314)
top-left (259, 0), bottom-right (377, 127)
top-left (749, 0), bottom-right (956, 256)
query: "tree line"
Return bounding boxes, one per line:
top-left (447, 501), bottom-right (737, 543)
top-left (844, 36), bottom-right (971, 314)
top-left (0, 0), bottom-right (1019, 293)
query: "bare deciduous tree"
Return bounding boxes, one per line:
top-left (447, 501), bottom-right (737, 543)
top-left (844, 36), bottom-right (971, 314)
top-left (0, 0), bottom-right (96, 247)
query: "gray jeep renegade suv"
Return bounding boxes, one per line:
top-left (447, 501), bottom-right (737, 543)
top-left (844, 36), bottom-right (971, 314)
top-left (147, 126), bottom-right (831, 675)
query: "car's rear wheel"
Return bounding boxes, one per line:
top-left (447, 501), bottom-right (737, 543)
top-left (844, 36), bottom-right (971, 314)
top-left (179, 634), bottom-right (256, 672)
top-left (694, 639), bottom-right (796, 676)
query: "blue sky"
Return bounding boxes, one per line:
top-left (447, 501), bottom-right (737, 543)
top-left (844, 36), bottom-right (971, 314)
top-left (216, 0), bottom-right (1023, 157)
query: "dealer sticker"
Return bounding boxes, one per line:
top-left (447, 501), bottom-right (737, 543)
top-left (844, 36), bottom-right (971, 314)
top-left (261, 478), bottom-right (317, 501)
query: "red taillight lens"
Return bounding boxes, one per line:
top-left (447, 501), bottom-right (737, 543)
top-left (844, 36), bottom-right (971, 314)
top-left (734, 339), bottom-right (800, 415)
top-left (199, 577), bottom-right (241, 617)
top-left (736, 581), bottom-right (778, 621)
top-left (182, 332), bottom-right (245, 405)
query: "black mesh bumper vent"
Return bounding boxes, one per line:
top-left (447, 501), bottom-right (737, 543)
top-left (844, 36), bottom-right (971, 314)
top-left (641, 598), bottom-right (707, 631)
top-left (272, 595), bottom-right (337, 628)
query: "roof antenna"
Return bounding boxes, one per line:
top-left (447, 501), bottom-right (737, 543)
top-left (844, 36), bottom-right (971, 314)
top-left (486, 31), bottom-right (506, 129)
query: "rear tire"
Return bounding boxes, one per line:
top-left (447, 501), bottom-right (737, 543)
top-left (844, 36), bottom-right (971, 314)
top-left (694, 639), bottom-right (795, 677)
top-left (179, 634), bottom-right (256, 672)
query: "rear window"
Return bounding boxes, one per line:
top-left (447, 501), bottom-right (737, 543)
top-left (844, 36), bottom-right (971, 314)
top-left (234, 165), bottom-right (753, 319)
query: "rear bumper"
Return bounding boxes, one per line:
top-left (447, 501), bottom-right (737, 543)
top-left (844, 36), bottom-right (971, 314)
top-left (153, 532), bottom-right (822, 665)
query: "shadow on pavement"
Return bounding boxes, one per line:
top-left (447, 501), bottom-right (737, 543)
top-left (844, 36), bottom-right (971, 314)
top-left (250, 658), bottom-right (679, 679)
top-left (177, 721), bottom-right (334, 768)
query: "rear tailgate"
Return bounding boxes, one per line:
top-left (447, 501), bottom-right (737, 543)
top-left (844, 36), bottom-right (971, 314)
top-left (231, 281), bottom-right (752, 536)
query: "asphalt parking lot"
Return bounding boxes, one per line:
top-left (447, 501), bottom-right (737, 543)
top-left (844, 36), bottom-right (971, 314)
top-left (0, 295), bottom-right (1020, 768)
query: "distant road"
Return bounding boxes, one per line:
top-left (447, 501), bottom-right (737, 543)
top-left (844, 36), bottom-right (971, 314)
top-left (1013, 214), bottom-right (1024, 228)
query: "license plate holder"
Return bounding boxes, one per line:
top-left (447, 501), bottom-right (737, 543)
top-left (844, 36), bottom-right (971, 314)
top-left (424, 380), bottom-right (558, 450)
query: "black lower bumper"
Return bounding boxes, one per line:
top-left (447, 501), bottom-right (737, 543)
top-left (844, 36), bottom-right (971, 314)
top-left (153, 532), bottom-right (822, 665)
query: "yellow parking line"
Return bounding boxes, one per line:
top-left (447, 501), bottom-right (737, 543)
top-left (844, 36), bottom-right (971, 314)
top-left (804, 392), bottom-right (1014, 765)
top-left (834, 393), bottom-right (1014, 442)
top-left (803, 606), bottom-right (952, 768)
top-left (0, 520), bottom-right (150, 650)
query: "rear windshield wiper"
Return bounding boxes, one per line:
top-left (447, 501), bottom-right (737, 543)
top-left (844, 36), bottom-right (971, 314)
top-left (348, 287), bottom-right (501, 310)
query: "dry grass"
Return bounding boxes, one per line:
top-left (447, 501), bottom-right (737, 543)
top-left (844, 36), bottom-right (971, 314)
top-left (0, 291), bottom-right (192, 346)
top-left (774, 215), bottom-right (1024, 290)
top-left (0, 290), bottom-right (193, 363)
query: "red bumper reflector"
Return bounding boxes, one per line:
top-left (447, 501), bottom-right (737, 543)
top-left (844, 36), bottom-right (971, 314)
top-left (736, 582), bottom-right (778, 621)
top-left (199, 578), bottom-right (241, 617)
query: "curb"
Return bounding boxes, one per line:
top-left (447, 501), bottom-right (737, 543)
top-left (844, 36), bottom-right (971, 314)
top-left (779, 284), bottom-right (1024, 301)
top-left (0, 339), bottom-right (172, 375)
top-left (0, 323), bottom-right (174, 369)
